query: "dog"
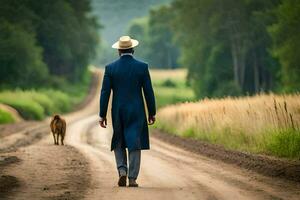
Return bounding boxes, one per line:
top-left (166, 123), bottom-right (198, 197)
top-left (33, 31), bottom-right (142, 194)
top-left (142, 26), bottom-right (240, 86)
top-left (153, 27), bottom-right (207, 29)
top-left (50, 114), bottom-right (66, 145)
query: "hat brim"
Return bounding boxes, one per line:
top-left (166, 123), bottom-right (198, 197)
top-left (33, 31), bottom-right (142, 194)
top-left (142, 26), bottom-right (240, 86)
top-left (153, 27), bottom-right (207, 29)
top-left (112, 39), bottom-right (139, 49)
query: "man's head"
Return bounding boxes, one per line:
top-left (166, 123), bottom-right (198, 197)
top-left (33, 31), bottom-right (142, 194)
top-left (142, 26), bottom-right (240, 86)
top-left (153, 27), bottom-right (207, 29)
top-left (118, 48), bottom-right (134, 56)
top-left (112, 36), bottom-right (139, 56)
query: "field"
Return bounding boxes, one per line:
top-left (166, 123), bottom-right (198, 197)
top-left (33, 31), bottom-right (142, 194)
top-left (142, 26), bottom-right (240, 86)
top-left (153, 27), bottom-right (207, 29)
top-left (155, 94), bottom-right (300, 159)
top-left (150, 69), bottom-right (195, 108)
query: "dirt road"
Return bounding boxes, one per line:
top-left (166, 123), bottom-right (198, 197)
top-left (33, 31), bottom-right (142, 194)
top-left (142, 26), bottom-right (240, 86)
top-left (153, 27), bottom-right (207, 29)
top-left (1, 70), bottom-right (300, 200)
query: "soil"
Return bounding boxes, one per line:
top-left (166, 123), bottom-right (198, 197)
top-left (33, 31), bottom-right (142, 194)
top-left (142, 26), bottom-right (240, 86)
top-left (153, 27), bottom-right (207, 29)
top-left (151, 129), bottom-right (300, 183)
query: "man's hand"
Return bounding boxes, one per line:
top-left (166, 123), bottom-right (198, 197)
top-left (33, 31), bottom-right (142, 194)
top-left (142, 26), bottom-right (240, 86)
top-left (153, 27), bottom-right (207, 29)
top-left (148, 115), bottom-right (156, 125)
top-left (99, 117), bottom-right (107, 128)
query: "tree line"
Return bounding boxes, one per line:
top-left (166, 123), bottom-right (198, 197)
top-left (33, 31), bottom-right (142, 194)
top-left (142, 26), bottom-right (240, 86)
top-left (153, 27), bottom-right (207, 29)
top-left (131, 0), bottom-right (299, 97)
top-left (0, 0), bottom-right (99, 88)
top-left (127, 6), bottom-right (179, 69)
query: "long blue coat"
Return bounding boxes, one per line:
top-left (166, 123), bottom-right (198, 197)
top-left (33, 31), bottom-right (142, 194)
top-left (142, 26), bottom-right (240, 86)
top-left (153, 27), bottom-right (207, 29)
top-left (99, 55), bottom-right (156, 151)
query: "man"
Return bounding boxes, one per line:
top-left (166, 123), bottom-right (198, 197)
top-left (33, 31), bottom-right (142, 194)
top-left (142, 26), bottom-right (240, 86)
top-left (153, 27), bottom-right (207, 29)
top-left (99, 36), bottom-right (156, 187)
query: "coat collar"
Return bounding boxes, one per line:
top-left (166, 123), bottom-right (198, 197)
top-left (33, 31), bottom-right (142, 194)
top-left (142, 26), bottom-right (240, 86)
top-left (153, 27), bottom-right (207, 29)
top-left (121, 53), bottom-right (133, 57)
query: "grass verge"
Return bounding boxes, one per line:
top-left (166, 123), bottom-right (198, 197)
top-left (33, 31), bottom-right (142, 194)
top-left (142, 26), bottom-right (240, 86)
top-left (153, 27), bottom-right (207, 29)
top-left (0, 72), bottom-right (91, 121)
top-left (155, 121), bottom-right (300, 159)
top-left (150, 69), bottom-right (195, 108)
top-left (155, 94), bottom-right (300, 159)
top-left (0, 109), bottom-right (15, 124)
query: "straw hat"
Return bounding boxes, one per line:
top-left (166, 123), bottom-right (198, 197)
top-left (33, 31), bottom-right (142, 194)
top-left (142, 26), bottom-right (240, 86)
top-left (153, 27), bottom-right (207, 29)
top-left (112, 36), bottom-right (139, 49)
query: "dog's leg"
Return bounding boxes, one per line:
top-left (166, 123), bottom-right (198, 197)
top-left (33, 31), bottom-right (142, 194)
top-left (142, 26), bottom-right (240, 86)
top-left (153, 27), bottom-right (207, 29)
top-left (56, 133), bottom-right (60, 145)
top-left (61, 134), bottom-right (64, 145)
top-left (52, 132), bottom-right (56, 145)
top-left (55, 132), bottom-right (59, 145)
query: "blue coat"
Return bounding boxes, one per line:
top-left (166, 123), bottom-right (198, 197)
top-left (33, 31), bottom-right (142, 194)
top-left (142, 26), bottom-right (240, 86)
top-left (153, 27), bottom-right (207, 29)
top-left (99, 55), bottom-right (156, 151)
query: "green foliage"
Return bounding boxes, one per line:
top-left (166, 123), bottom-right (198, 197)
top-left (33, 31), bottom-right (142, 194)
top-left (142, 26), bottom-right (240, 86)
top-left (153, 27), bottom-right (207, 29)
top-left (91, 0), bottom-right (172, 45)
top-left (269, 0), bottom-right (300, 92)
top-left (147, 6), bottom-right (179, 68)
top-left (154, 87), bottom-right (195, 108)
top-left (0, 0), bottom-right (99, 88)
top-left (91, 0), bottom-right (172, 66)
top-left (127, 6), bottom-right (179, 68)
top-left (0, 109), bottom-right (15, 124)
top-left (30, 0), bottom-right (99, 81)
top-left (171, 0), bottom-right (281, 98)
top-left (0, 21), bottom-right (48, 88)
top-left (263, 129), bottom-right (300, 159)
top-left (40, 90), bottom-right (71, 113)
top-left (0, 91), bottom-right (45, 120)
top-left (152, 74), bottom-right (195, 108)
top-left (0, 73), bottom-right (91, 120)
top-left (161, 79), bottom-right (177, 88)
top-left (127, 17), bottom-right (150, 61)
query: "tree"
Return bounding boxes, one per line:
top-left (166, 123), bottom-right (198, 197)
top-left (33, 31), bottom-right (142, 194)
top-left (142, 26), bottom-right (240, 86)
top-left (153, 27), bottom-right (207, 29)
top-left (29, 0), bottom-right (99, 82)
top-left (0, 21), bottom-right (48, 87)
top-left (172, 0), bottom-right (280, 98)
top-left (0, 0), bottom-right (100, 87)
top-left (269, 0), bottom-right (300, 92)
top-left (147, 6), bottom-right (179, 68)
top-left (127, 17), bottom-right (150, 61)
top-left (127, 6), bottom-right (179, 68)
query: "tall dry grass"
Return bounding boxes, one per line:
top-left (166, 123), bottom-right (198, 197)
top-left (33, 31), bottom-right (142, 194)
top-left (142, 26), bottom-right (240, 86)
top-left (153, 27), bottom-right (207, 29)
top-left (156, 94), bottom-right (300, 158)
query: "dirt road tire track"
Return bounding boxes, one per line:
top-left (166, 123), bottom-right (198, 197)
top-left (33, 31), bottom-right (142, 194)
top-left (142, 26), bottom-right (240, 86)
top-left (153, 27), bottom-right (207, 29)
top-left (0, 69), bottom-right (102, 199)
top-left (63, 114), bottom-right (300, 200)
top-left (0, 144), bottom-right (91, 200)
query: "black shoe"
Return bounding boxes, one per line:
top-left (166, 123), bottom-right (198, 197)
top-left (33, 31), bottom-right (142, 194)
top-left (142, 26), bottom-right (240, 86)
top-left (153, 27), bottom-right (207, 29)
top-left (128, 179), bottom-right (138, 187)
top-left (118, 175), bottom-right (127, 187)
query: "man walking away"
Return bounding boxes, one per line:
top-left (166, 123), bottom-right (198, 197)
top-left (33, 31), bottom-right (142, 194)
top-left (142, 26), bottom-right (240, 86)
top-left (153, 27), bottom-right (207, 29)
top-left (99, 36), bottom-right (156, 187)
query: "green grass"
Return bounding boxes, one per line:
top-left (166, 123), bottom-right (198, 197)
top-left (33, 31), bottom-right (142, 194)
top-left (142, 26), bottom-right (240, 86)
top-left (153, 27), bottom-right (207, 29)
top-left (0, 109), bottom-right (15, 124)
top-left (263, 129), bottom-right (300, 159)
top-left (0, 72), bottom-right (91, 121)
top-left (152, 78), bottom-right (195, 108)
top-left (0, 91), bottom-right (45, 120)
top-left (154, 87), bottom-right (195, 108)
top-left (155, 121), bottom-right (300, 159)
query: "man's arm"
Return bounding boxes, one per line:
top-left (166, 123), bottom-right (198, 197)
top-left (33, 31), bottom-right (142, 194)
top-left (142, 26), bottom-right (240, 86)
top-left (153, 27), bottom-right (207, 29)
top-left (142, 65), bottom-right (156, 125)
top-left (99, 66), bottom-right (111, 128)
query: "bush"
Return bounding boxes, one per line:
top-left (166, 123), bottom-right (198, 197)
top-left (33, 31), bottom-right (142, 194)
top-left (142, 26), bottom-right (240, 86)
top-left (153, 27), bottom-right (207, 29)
top-left (0, 71), bottom-right (92, 122)
top-left (41, 89), bottom-right (71, 113)
top-left (8, 101), bottom-right (44, 120)
top-left (0, 109), bottom-right (15, 124)
top-left (0, 91), bottom-right (45, 120)
top-left (30, 91), bottom-right (56, 115)
top-left (161, 79), bottom-right (177, 88)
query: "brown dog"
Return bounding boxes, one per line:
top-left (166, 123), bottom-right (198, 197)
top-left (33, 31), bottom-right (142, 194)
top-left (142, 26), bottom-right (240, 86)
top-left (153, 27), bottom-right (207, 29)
top-left (50, 114), bottom-right (66, 145)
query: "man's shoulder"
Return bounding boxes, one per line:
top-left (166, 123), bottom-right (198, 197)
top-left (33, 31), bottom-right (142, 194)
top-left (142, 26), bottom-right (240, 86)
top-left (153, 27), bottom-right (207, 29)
top-left (132, 57), bottom-right (148, 68)
top-left (106, 58), bottom-right (120, 68)
top-left (105, 57), bottom-right (148, 70)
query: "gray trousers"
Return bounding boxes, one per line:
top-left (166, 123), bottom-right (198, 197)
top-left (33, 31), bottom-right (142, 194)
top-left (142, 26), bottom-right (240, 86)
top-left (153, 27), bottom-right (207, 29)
top-left (114, 141), bottom-right (141, 180)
